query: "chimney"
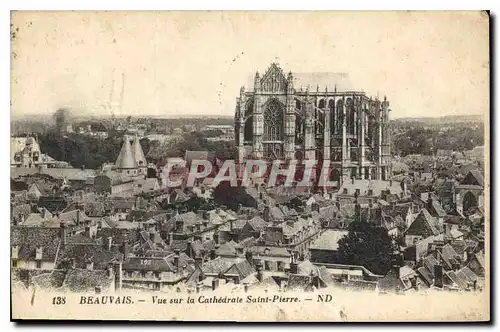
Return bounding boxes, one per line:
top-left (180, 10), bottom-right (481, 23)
top-left (107, 237), bottom-right (113, 251)
top-left (245, 251), bottom-right (254, 267)
top-left (195, 255), bottom-right (202, 267)
top-left (210, 249), bottom-right (217, 260)
top-left (59, 222), bottom-right (67, 248)
top-left (212, 278), bottom-right (219, 291)
top-left (84, 226), bottom-right (91, 238)
top-left (213, 232), bottom-right (219, 245)
top-left (410, 276), bottom-right (418, 290)
top-left (174, 249), bottom-right (181, 270)
top-left (351, 177), bottom-right (355, 185)
top-left (263, 206), bottom-right (270, 222)
top-left (107, 264), bottom-right (113, 278)
top-left (389, 180), bottom-right (393, 187)
top-left (86, 261), bottom-right (94, 270)
top-left (95, 286), bottom-right (101, 294)
top-left (237, 204), bottom-right (243, 213)
top-left (168, 232), bottom-right (174, 245)
top-left (256, 260), bottom-right (264, 282)
top-left (434, 264), bottom-right (443, 288)
top-left (40, 208), bottom-right (47, 219)
top-left (76, 209), bottom-right (81, 225)
top-left (71, 258), bottom-right (76, 269)
top-left (311, 202), bottom-right (319, 213)
top-left (175, 219), bottom-right (184, 233)
top-left (122, 242), bottom-right (130, 260)
top-left (244, 283), bottom-right (249, 293)
top-left (196, 283), bottom-right (202, 293)
top-left (114, 261), bottom-right (122, 292)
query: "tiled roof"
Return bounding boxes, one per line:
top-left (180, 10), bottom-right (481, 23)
top-left (216, 241), bottom-right (238, 256)
top-left (247, 216), bottom-right (267, 232)
top-left (61, 269), bottom-right (113, 292)
top-left (11, 227), bottom-right (61, 262)
top-left (201, 257), bottom-right (236, 274)
top-left (56, 243), bottom-right (122, 270)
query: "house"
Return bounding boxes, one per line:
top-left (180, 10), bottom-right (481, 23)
top-left (246, 246), bottom-right (292, 272)
top-left (404, 209), bottom-right (442, 247)
top-left (337, 179), bottom-right (403, 199)
top-left (11, 227), bottom-right (62, 270)
top-left (186, 256), bottom-right (256, 286)
top-left (309, 230), bottom-right (348, 265)
top-left (121, 251), bottom-right (194, 291)
top-left (287, 260), bottom-right (338, 291)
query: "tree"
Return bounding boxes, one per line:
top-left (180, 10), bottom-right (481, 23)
top-left (336, 218), bottom-right (394, 275)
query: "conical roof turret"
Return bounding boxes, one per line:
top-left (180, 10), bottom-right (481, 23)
top-left (132, 134), bottom-right (147, 167)
top-left (115, 136), bottom-right (136, 169)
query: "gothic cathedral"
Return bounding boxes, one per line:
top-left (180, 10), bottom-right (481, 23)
top-left (234, 63), bottom-right (392, 185)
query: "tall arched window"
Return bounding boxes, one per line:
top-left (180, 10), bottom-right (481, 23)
top-left (329, 99), bottom-right (335, 135)
top-left (336, 99), bottom-right (344, 133)
top-left (295, 100), bottom-right (303, 145)
top-left (346, 98), bottom-right (355, 135)
top-left (244, 99), bottom-right (254, 142)
top-left (263, 100), bottom-right (284, 141)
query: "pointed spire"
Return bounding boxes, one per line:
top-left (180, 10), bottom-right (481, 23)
top-left (132, 134), bottom-right (146, 167)
top-left (115, 135), bottom-right (136, 169)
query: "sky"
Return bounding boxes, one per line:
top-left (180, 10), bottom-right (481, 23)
top-left (10, 11), bottom-right (489, 119)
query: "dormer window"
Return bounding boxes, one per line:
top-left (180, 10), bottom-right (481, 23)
top-left (35, 247), bottom-right (43, 260)
top-left (11, 246), bottom-right (19, 259)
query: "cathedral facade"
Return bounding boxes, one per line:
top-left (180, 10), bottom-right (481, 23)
top-left (234, 63), bottom-right (392, 184)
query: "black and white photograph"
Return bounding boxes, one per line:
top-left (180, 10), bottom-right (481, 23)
top-left (9, 10), bottom-right (490, 322)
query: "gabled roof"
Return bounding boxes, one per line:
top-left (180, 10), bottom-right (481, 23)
top-left (405, 209), bottom-right (440, 237)
top-left (246, 216), bottom-right (267, 232)
top-left (115, 136), bottom-right (136, 169)
top-left (461, 170), bottom-right (484, 186)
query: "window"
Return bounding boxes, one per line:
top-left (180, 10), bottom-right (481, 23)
top-left (343, 188), bottom-right (348, 194)
top-left (263, 100), bottom-right (283, 141)
top-left (355, 189), bottom-right (360, 196)
top-left (36, 260), bottom-right (42, 269)
top-left (12, 260), bottom-right (17, 268)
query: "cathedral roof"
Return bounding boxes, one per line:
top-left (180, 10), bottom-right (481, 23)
top-left (245, 65), bottom-right (356, 93)
top-left (132, 135), bottom-right (147, 166)
top-left (292, 72), bottom-right (355, 92)
top-left (115, 136), bottom-right (136, 169)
